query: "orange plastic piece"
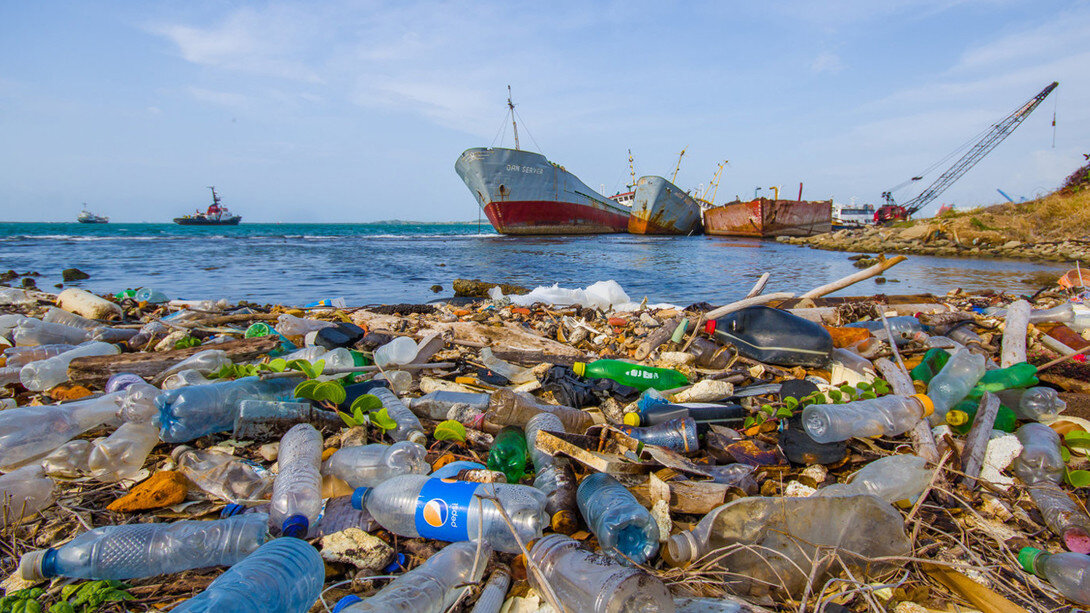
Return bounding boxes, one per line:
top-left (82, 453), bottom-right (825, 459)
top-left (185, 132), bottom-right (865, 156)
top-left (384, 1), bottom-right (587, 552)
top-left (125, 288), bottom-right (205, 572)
top-left (107, 471), bottom-right (188, 513)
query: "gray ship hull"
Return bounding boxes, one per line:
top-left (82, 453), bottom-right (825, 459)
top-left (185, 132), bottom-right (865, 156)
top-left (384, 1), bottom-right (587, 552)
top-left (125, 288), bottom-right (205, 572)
top-left (630, 175), bottom-right (703, 235)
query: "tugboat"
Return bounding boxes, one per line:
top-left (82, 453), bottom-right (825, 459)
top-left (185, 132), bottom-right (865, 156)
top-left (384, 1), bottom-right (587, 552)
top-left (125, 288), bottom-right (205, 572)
top-left (76, 204), bottom-right (109, 224)
top-left (174, 187), bottom-right (242, 226)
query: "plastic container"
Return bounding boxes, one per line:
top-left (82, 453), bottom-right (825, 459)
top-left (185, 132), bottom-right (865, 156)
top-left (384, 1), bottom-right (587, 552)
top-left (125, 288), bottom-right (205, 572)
top-left (470, 567), bottom-right (511, 613)
top-left (174, 446), bottom-right (274, 504)
top-left (801, 394), bottom-right (934, 444)
top-left (617, 417), bottom-right (699, 453)
top-left (844, 316), bottom-right (926, 346)
top-left (42, 307), bottom-right (101, 332)
top-left (409, 391), bottom-right (490, 423)
top-left (375, 369), bottom-right (412, 394)
top-left (527, 534), bottom-right (675, 613)
top-left (997, 387), bottom-right (1067, 421)
top-left (2, 343), bottom-right (76, 367)
top-left (162, 369), bottom-right (214, 390)
top-left (706, 306), bottom-right (833, 367)
top-left (87, 421), bottom-right (160, 482)
top-left (1028, 483), bottom-right (1090, 554)
top-left (270, 424), bottom-right (323, 537)
top-left (0, 392), bottom-right (127, 469)
top-left (1012, 423), bottom-right (1065, 486)
top-left (171, 537), bottom-right (324, 613)
top-left (972, 362), bottom-right (1040, 396)
top-left (20, 341), bottom-right (119, 391)
top-left (0, 287), bottom-right (36, 306)
top-left (525, 412), bottom-right (578, 531)
top-left (1018, 547), bottom-right (1090, 606)
top-left (576, 473), bottom-right (659, 565)
top-left (157, 376), bottom-right (299, 442)
top-left (369, 387), bottom-right (427, 444)
top-left (573, 359), bottom-right (688, 392)
top-left (324, 441), bottom-right (429, 488)
top-left (372, 336), bottom-right (418, 368)
top-left (155, 349), bottom-right (231, 382)
top-left (233, 399), bottom-right (342, 439)
top-left (13, 318), bottom-right (91, 346)
top-left (0, 464), bottom-right (54, 523)
top-left (945, 399), bottom-right (1017, 434)
top-left (926, 348), bottom-right (986, 424)
top-left (275, 313), bottom-right (335, 337)
top-left (351, 475), bottom-right (547, 553)
top-left (336, 540), bottom-right (491, 612)
top-left (486, 388), bottom-right (593, 433)
top-left (815, 454), bottom-right (933, 504)
top-left (628, 402), bottom-right (745, 430)
top-left (42, 440), bottom-right (93, 478)
top-left (134, 287), bottom-right (169, 304)
top-left (487, 426), bottom-right (528, 484)
top-left (19, 514), bottom-right (268, 581)
top-left (479, 348), bottom-right (537, 384)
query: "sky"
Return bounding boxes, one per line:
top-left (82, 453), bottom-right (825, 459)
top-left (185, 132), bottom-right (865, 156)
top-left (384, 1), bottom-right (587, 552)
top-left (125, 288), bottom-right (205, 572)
top-left (1, 1), bottom-right (1088, 223)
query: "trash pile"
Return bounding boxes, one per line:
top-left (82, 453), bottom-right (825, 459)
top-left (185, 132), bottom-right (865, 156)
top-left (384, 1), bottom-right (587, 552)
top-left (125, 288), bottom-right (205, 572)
top-left (1, 269), bottom-right (1090, 612)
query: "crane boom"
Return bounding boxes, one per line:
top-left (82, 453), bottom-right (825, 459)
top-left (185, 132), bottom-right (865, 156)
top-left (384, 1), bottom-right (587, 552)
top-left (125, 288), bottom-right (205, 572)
top-left (887, 81), bottom-right (1057, 216)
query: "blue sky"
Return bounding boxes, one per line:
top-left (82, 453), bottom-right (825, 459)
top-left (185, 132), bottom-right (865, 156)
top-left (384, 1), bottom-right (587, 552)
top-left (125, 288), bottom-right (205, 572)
top-left (1, 1), bottom-right (1087, 222)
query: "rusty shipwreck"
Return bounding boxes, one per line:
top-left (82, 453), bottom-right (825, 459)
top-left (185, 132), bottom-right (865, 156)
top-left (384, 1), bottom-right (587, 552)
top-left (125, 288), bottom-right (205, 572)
top-left (703, 197), bottom-right (832, 238)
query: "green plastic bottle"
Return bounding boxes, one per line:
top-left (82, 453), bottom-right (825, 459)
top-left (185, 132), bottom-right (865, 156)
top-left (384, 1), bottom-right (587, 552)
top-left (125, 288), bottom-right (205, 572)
top-left (487, 426), bottom-right (528, 484)
top-left (910, 348), bottom-right (951, 384)
top-left (968, 363), bottom-right (1039, 398)
top-left (572, 359), bottom-right (689, 391)
top-left (244, 323), bottom-right (297, 357)
top-left (945, 399), bottom-right (1017, 434)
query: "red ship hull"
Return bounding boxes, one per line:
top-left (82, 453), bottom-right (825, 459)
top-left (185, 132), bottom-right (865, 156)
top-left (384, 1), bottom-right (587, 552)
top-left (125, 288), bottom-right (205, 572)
top-left (483, 200), bottom-right (629, 235)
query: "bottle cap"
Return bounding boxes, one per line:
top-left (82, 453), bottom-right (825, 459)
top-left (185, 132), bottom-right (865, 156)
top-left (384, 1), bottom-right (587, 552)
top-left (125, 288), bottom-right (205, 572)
top-left (623, 412), bottom-right (641, 426)
top-left (332, 595), bottom-right (363, 613)
top-left (550, 510), bottom-right (578, 534)
top-left (408, 431), bottom-right (428, 446)
top-left (245, 323), bottom-right (273, 338)
top-left (281, 515), bottom-right (309, 538)
top-left (383, 553), bottom-right (406, 573)
top-left (572, 362), bottom-right (586, 377)
top-left (911, 394), bottom-right (935, 417)
top-left (704, 320), bottom-right (717, 335)
top-left (351, 487), bottom-right (370, 510)
top-left (945, 410), bottom-right (969, 427)
top-left (221, 503), bottom-right (246, 518)
top-left (18, 549), bottom-right (50, 581)
top-left (1018, 547), bottom-right (1043, 574)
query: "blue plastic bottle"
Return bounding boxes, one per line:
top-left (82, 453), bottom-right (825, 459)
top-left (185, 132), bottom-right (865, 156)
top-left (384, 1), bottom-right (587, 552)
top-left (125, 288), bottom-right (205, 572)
top-left (157, 377), bottom-right (299, 442)
top-left (576, 473), bottom-right (660, 565)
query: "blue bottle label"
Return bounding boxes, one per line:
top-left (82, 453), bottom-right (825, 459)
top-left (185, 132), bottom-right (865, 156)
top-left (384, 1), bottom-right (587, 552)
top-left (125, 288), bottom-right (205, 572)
top-left (414, 478), bottom-right (480, 542)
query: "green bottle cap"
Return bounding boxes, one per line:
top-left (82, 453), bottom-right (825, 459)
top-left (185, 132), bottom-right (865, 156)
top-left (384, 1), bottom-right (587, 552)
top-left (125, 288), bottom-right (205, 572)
top-left (572, 362), bottom-right (586, 377)
top-left (245, 323), bottom-right (273, 338)
top-left (1018, 547), bottom-right (1043, 574)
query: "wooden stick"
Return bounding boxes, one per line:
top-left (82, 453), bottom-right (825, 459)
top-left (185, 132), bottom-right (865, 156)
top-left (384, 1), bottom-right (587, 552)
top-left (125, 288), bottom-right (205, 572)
top-left (800, 255), bottom-right (907, 299)
top-left (1037, 344), bottom-right (1090, 371)
top-left (875, 357), bottom-right (940, 464)
top-left (704, 292), bottom-right (795, 320)
top-left (259, 361), bottom-right (456, 379)
top-left (745, 272), bottom-right (770, 299)
top-left (961, 392), bottom-right (1000, 490)
top-left (1000, 300), bottom-right (1031, 368)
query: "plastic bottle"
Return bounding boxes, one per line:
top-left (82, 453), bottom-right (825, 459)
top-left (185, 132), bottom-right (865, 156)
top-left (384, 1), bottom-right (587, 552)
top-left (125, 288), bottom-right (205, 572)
top-left (844, 316), bottom-right (926, 346)
top-left (270, 424), bottom-right (323, 537)
top-left (42, 440), bottom-right (93, 478)
top-left (527, 534), bottom-right (675, 613)
top-left (577, 473), bottom-right (660, 565)
top-left (245, 322), bottom-right (298, 356)
top-left (156, 376), bottom-right (300, 442)
top-left (375, 369), bottom-right (412, 394)
top-left (988, 303), bottom-right (1075, 324)
top-left (998, 387), bottom-right (1067, 421)
top-left (479, 348), bottom-right (536, 384)
top-left (87, 421), bottom-right (160, 482)
top-left (13, 318), bottom-right (91, 346)
top-left (282, 345), bottom-right (329, 362)
top-left (627, 402), bottom-right (745, 430)
top-left (0, 314), bottom-right (29, 339)
top-left (42, 307), bottom-right (100, 332)
top-left (0, 464), bottom-right (54, 523)
top-left (170, 537), bottom-right (324, 613)
top-left (971, 362), bottom-right (1040, 396)
top-left (275, 313), bottom-right (336, 337)
top-left (369, 387), bottom-right (427, 444)
top-left (525, 412), bottom-right (578, 531)
top-left (1028, 484), bottom-right (1090, 554)
top-left (335, 540), bottom-right (491, 613)
top-left (324, 441), bottom-right (429, 488)
top-left (926, 348), bottom-right (986, 424)
top-left (470, 566), bottom-right (511, 613)
top-left (162, 369), bottom-right (214, 390)
top-left (486, 388), bottom-right (593, 433)
top-left (815, 454), bottom-right (933, 504)
top-left (617, 417), bottom-right (699, 453)
top-left (173, 446), bottom-right (274, 504)
top-left (0, 366), bottom-right (20, 386)
top-left (1018, 547), bottom-right (1090, 606)
top-left (0, 392), bottom-right (128, 469)
top-left (18, 514), bottom-right (268, 581)
top-left (373, 336), bottom-right (418, 368)
top-left (0, 287), bottom-right (35, 306)
top-left (155, 349), bottom-right (231, 382)
top-left (351, 475), bottom-right (547, 553)
top-left (409, 391), bottom-right (490, 423)
top-left (429, 460), bottom-right (488, 480)
top-left (945, 399), bottom-right (1017, 434)
top-left (20, 341), bottom-right (119, 391)
top-left (1012, 423), bottom-right (1065, 486)
top-left (801, 394), bottom-right (934, 444)
top-left (573, 359), bottom-right (688, 391)
top-left (233, 399), bottom-right (342, 439)
top-left (132, 287), bottom-right (168, 304)
top-left (487, 426), bottom-right (528, 484)
top-left (2, 343), bottom-right (76, 367)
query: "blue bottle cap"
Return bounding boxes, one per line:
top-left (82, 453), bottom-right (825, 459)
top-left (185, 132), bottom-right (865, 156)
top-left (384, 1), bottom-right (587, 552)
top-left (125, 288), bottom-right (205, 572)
top-left (332, 595), bottom-right (362, 613)
top-left (41, 549), bottom-right (59, 578)
top-left (383, 553), bottom-right (406, 573)
top-left (281, 515), bottom-right (310, 538)
top-left (351, 487), bottom-right (370, 510)
top-left (221, 503), bottom-right (246, 518)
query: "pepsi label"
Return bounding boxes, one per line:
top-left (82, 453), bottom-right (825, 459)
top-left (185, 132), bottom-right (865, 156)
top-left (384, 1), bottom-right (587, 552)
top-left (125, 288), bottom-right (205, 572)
top-left (414, 478), bottom-right (480, 542)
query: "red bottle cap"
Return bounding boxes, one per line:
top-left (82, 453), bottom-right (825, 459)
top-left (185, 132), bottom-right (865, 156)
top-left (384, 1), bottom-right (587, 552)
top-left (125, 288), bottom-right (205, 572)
top-left (704, 320), bottom-right (717, 335)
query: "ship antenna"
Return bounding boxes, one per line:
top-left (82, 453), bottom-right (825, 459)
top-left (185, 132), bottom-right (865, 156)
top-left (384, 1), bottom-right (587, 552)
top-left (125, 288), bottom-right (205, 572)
top-left (507, 85), bottom-right (520, 151)
top-left (670, 146), bottom-right (687, 183)
top-left (208, 186), bottom-right (220, 205)
top-left (627, 149), bottom-right (636, 189)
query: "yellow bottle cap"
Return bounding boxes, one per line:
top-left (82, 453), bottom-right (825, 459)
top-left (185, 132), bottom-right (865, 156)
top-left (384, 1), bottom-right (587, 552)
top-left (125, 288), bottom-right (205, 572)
top-left (623, 413), bottom-right (641, 426)
top-left (572, 362), bottom-right (586, 377)
top-left (911, 394), bottom-right (935, 417)
top-left (946, 410), bottom-right (969, 427)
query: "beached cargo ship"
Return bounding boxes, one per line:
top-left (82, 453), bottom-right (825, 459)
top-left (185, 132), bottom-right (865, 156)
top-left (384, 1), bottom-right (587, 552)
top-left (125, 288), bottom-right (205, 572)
top-left (455, 147), bottom-right (630, 235)
top-left (704, 198), bottom-right (831, 238)
top-left (629, 175), bottom-right (703, 235)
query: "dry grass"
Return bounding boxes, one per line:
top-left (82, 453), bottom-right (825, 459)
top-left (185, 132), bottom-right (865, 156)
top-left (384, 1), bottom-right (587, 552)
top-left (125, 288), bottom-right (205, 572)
top-left (931, 188), bottom-right (1090, 244)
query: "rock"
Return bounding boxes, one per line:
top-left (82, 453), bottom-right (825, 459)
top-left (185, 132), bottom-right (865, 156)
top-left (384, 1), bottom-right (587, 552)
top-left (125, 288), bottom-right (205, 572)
top-left (430, 284), bottom-right (442, 293)
top-left (639, 312), bottom-right (661, 327)
top-left (1002, 240), bottom-right (1022, 249)
top-left (106, 471), bottom-right (188, 512)
top-left (258, 443), bottom-right (279, 462)
top-left (783, 480), bottom-right (817, 497)
top-left (21, 277), bottom-right (37, 289)
top-left (0, 270), bottom-right (16, 282)
top-left (899, 224), bottom-right (933, 241)
top-left (671, 379), bottom-right (734, 403)
top-left (452, 278), bottom-right (529, 298)
top-left (320, 528), bottom-right (394, 570)
top-left (62, 268), bottom-right (90, 282)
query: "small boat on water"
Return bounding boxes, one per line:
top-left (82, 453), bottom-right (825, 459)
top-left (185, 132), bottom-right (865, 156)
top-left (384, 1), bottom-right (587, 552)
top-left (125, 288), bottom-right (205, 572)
top-left (77, 205), bottom-right (108, 224)
top-left (704, 197), bottom-right (832, 238)
top-left (629, 176), bottom-right (703, 235)
top-left (832, 201), bottom-right (876, 229)
top-left (174, 187), bottom-right (241, 226)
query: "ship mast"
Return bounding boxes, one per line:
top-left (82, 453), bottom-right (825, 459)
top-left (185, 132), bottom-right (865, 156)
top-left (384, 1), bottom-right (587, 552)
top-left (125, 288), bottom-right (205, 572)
top-left (627, 149), bottom-right (636, 189)
top-left (670, 147), bottom-right (687, 183)
top-left (507, 85), bottom-right (520, 151)
top-left (702, 160), bottom-right (728, 207)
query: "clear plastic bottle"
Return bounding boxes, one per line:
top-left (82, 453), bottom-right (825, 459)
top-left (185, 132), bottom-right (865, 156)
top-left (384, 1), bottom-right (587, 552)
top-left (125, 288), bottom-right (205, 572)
top-left (337, 540), bottom-right (492, 613)
top-left (801, 394), bottom-right (934, 444)
top-left (576, 473), bottom-right (660, 565)
top-left (375, 369), bottom-right (412, 394)
top-left (282, 346), bottom-right (329, 363)
top-left (1012, 423), bottom-right (1065, 486)
top-left (275, 313), bottom-right (336, 337)
top-left (20, 341), bottom-right (119, 391)
top-left (156, 376), bottom-right (299, 442)
top-left (369, 387), bottom-right (427, 444)
top-left (1028, 484), bottom-right (1090, 554)
top-left (527, 534), bottom-right (675, 613)
top-left (0, 392), bottom-right (127, 469)
top-left (926, 348), bottom-right (986, 424)
top-left (998, 387), bottom-right (1067, 421)
top-left (270, 424), bottom-right (324, 537)
top-left (3, 343), bottom-right (76, 367)
top-left (170, 536), bottom-right (324, 613)
top-left (844, 316), bottom-right (926, 346)
top-left (13, 318), bottom-right (91, 346)
top-left (0, 464), bottom-right (54, 523)
top-left (989, 303), bottom-right (1075, 324)
top-left (351, 475), bottom-right (547, 553)
top-left (1018, 547), bottom-right (1090, 606)
top-left (233, 399), bottom-right (342, 439)
top-left (409, 391), bottom-right (490, 423)
top-left (173, 446), bottom-right (273, 504)
top-left (372, 336), bottom-right (419, 368)
top-left (617, 417), bottom-right (700, 453)
top-left (134, 287), bottom-right (169, 304)
top-left (0, 313), bottom-right (29, 338)
top-left (155, 349), bottom-right (231, 382)
top-left (486, 388), bottom-right (593, 433)
top-left (0, 366), bottom-right (20, 386)
top-left (526, 412), bottom-right (579, 531)
top-left (42, 307), bottom-right (100, 332)
top-left (479, 348), bottom-right (536, 384)
top-left (42, 440), bottom-right (93, 478)
top-left (815, 454), bottom-right (933, 504)
top-left (323, 441), bottom-right (429, 488)
top-left (162, 369), bottom-right (214, 390)
top-left (87, 421), bottom-right (160, 481)
top-left (19, 514), bottom-right (267, 581)
top-left (0, 287), bottom-right (36, 306)
top-left (469, 566), bottom-right (511, 613)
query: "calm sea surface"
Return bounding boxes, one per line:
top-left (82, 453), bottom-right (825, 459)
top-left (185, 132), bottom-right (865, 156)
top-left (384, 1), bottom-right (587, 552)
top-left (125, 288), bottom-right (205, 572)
top-left (0, 222), bottom-right (1070, 306)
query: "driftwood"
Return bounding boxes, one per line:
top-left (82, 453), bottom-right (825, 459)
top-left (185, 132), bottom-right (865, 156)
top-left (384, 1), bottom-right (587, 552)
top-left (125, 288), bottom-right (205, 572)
top-left (800, 255), bottom-right (907, 299)
top-left (744, 273), bottom-right (771, 299)
top-left (68, 336), bottom-right (278, 383)
top-left (1000, 299), bottom-right (1031, 368)
top-left (875, 357), bottom-right (940, 464)
top-left (183, 313), bottom-right (279, 327)
top-left (635, 317), bottom-right (682, 360)
top-left (961, 392), bottom-right (1000, 490)
top-left (704, 292), bottom-right (795, 320)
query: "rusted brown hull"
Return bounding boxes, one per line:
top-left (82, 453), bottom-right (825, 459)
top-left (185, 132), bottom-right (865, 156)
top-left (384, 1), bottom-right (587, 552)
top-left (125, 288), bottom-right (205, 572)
top-left (628, 175), bottom-right (703, 235)
top-left (704, 198), bottom-right (832, 237)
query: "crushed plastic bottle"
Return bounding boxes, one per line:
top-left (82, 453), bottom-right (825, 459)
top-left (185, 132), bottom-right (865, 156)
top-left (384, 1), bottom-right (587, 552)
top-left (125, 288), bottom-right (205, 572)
top-left (351, 475), bottom-right (547, 553)
top-left (479, 347), bottom-right (537, 384)
top-left (161, 368), bottom-right (215, 390)
top-left (270, 424), bottom-right (323, 537)
top-left (20, 341), bottom-right (120, 391)
top-left (0, 287), bottom-right (36, 306)
top-left (573, 359), bottom-right (688, 391)
top-left (87, 421), bottom-right (160, 481)
top-left (0, 392), bottom-right (129, 469)
top-left (528, 534), bottom-right (675, 613)
top-left (155, 349), bottom-right (231, 382)
top-left (369, 386), bottom-right (427, 444)
top-left (525, 412), bottom-right (578, 532)
top-left (801, 394), bottom-right (934, 444)
top-left (844, 316), bottom-right (926, 346)
top-left (173, 446), bottom-right (273, 504)
top-left (171, 537), bottom-right (324, 613)
top-left (577, 473), bottom-right (660, 565)
top-left (409, 391), bottom-right (490, 423)
top-left (19, 514), bottom-right (268, 580)
top-left (2, 343), bottom-right (76, 367)
top-left (815, 454), bottom-right (934, 504)
top-left (998, 387), bottom-right (1067, 421)
top-left (13, 318), bottom-right (91, 346)
top-left (42, 440), bottom-right (93, 478)
top-left (1018, 547), bottom-right (1090, 606)
top-left (324, 441), bottom-right (429, 488)
top-left (486, 388), bottom-right (593, 433)
top-left (233, 399), bottom-right (342, 439)
top-left (335, 540), bottom-right (491, 612)
top-left (1028, 484), bottom-right (1090, 554)
top-left (469, 566), bottom-right (511, 613)
top-left (156, 376), bottom-right (299, 442)
top-left (372, 336), bottom-right (418, 368)
top-left (0, 464), bottom-right (55, 523)
top-left (618, 417), bottom-right (699, 453)
top-left (926, 348), bottom-right (986, 424)
top-left (275, 313), bottom-right (336, 337)
top-left (487, 426), bottom-right (528, 484)
top-left (1012, 423), bottom-right (1066, 485)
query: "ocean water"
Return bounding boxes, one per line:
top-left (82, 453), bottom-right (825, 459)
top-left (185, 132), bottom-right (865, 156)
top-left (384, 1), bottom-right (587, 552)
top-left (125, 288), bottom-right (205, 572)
top-left (0, 222), bottom-right (1071, 306)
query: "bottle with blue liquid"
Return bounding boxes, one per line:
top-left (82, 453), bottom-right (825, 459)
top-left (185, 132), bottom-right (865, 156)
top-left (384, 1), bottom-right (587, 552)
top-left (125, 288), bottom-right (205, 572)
top-left (157, 376), bottom-right (299, 442)
top-left (576, 473), bottom-right (660, 565)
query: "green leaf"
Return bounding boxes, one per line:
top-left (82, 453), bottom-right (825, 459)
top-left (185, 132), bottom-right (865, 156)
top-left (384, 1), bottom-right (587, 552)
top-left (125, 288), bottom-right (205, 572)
top-left (1061, 445), bottom-right (1072, 463)
top-left (873, 379), bottom-right (890, 395)
top-left (434, 420), bottom-right (467, 442)
top-left (60, 586), bottom-right (80, 601)
top-left (828, 389), bottom-right (843, 403)
top-left (287, 359), bottom-right (323, 379)
top-left (310, 381), bottom-right (346, 405)
top-left (259, 358), bottom-right (288, 373)
top-left (353, 406), bottom-right (366, 423)
top-left (775, 407), bottom-right (794, 418)
top-left (1065, 430), bottom-right (1090, 450)
top-left (350, 394), bottom-right (383, 414)
top-left (759, 403), bottom-right (775, 416)
top-left (173, 336), bottom-right (202, 349)
top-left (47, 603), bottom-right (75, 613)
top-left (860, 390), bottom-right (878, 400)
top-left (293, 379), bottom-right (321, 400)
top-left (743, 416), bottom-right (756, 429)
top-left (784, 396), bottom-right (798, 410)
top-left (1065, 468), bottom-right (1090, 488)
top-left (338, 411), bottom-right (360, 428)
top-left (856, 382), bottom-right (872, 392)
top-left (839, 385), bottom-right (856, 397)
top-left (369, 408), bottom-right (398, 432)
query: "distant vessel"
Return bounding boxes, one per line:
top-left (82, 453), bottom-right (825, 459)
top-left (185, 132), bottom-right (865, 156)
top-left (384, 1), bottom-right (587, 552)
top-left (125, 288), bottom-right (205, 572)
top-left (629, 176), bottom-right (703, 235)
top-left (76, 205), bottom-right (108, 224)
top-left (704, 196), bottom-right (831, 238)
top-left (174, 187), bottom-right (241, 226)
top-left (832, 201), bottom-right (875, 229)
